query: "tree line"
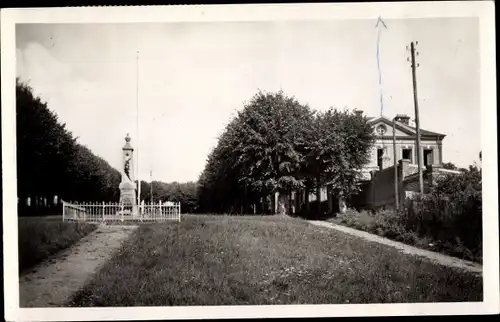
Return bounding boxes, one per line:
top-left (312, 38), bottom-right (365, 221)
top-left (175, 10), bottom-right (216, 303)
top-left (17, 79), bottom-right (121, 215)
top-left (16, 79), bottom-right (197, 215)
top-left (138, 181), bottom-right (198, 213)
top-left (197, 90), bottom-right (376, 215)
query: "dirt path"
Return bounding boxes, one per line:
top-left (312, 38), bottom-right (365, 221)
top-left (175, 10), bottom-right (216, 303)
top-left (308, 220), bottom-right (482, 275)
top-left (19, 225), bottom-right (138, 307)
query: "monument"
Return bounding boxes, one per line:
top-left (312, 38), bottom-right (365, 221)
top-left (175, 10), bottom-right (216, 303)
top-left (119, 133), bottom-right (137, 207)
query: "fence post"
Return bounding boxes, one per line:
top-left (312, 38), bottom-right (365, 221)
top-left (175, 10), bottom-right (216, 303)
top-left (102, 201), bottom-right (105, 222)
top-left (62, 200), bottom-right (65, 222)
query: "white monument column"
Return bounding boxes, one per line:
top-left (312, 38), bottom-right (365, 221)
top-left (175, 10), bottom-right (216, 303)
top-left (119, 133), bottom-right (137, 207)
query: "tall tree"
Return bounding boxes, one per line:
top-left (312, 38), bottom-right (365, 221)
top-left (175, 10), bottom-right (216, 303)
top-left (16, 78), bottom-right (121, 214)
top-left (303, 108), bottom-right (375, 214)
top-left (197, 90), bottom-right (315, 214)
top-left (233, 91), bottom-right (315, 209)
top-left (197, 91), bottom-right (375, 215)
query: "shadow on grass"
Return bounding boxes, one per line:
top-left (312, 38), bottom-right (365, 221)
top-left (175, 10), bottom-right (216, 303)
top-left (18, 216), bottom-right (97, 274)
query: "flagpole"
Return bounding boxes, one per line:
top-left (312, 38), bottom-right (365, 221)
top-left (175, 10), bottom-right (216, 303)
top-left (136, 51), bottom-right (141, 207)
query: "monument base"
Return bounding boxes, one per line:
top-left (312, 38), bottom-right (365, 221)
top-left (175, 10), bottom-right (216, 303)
top-left (119, 187), bottom-right (137, 207)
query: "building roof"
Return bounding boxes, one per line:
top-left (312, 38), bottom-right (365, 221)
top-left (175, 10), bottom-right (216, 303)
top-left (367, 115), bottom-right (446, 138)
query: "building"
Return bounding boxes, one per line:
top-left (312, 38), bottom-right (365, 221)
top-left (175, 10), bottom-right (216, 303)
top-left (351, 114), bottom-right (461, 210)
top-left (272, 113), bottom-right (459, 215)
top-left (361, 114), bottom-right (445, 178)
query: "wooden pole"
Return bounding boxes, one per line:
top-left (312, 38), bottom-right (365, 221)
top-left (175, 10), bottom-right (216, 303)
top-left (410, 41), bottom-right (424, 194)
top-left (393, 117), bottom-right (399, 209)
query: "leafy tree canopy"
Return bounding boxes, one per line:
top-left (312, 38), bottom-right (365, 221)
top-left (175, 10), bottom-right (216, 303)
top-left (197, 90), bottom-right (376, 214)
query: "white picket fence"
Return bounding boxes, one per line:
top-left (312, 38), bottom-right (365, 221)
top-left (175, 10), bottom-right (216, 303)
top-left (62, 200), bottom-right (181, 223)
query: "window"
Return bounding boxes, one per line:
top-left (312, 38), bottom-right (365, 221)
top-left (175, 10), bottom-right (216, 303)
top-left (402, 148), bottom-right (412, 162)
top-left (376, 124), bottom-right (387, 136)
top-left (424, 149), bottom-right (433, 167)
top-left (377, 148), bottom-right (384, 169)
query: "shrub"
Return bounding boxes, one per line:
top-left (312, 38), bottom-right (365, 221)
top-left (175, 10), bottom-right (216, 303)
top-left (333, 165), bottom-right (482, 262)
top-left (403, 165), bottom-right (482, 261)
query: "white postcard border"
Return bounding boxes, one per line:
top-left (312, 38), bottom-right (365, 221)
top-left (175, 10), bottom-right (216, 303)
top-left (2, 2), bottom-right (498, 321)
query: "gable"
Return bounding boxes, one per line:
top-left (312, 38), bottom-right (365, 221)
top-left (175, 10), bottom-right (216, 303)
top-left (367, 116), bottom-right (446, 139)
top-left (370, 119), bottom-right (415, 137)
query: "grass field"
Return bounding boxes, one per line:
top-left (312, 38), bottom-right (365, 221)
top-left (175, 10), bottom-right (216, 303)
top-left (69, 215), bottom-right (482, 306)
top-left (18, 216), bottom-right (97, 273)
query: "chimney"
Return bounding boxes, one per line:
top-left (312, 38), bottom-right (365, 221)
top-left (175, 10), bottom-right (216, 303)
top-left (354, 109), bottom-right (363, 117)
top-left (394, 114), bottom-right (410, 125)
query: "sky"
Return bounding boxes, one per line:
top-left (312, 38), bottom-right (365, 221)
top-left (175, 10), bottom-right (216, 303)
top-left (16, 18), bottom-right (480, 183)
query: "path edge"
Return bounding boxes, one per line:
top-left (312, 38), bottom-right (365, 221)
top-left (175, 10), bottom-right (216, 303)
top-left (307, 220), bottom-right (483, 275)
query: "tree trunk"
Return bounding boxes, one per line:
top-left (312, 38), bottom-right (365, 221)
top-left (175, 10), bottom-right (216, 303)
top-left (339, 192), bottom-right (347, 215)
top-left (295, 189), bottom-right (300, 215)
top-left (327, 185), bottom-right (333, 214)
top-left (316, 176), bottom-right (322, 219)
top-left (305, 187), bottom-right (310, 211)
top-left (278, 193), bottom-right (286, 216)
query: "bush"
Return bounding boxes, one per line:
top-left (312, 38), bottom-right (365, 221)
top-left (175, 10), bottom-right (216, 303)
top-left (402, 166), bottom-right (482, 262)
top-left (333, 165), bottom-right (482, 263)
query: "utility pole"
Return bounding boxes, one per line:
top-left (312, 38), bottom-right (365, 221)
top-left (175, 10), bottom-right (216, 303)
top-left (392, 117), bottom-right (399, 209)
top-left (407, 41), bottom-right (424, 194)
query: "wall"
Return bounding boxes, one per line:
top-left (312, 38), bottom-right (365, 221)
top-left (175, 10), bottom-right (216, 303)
top-left (369, 166), bottom-right (398, 208)
top-left (367, 138), bottom-right (443, 170)
top-left (351, 165), bottom-right (400, 210)
top-left (352, 160), bottom-right (454, 210)
top-left (285, 163), bottom-right (458, 214)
